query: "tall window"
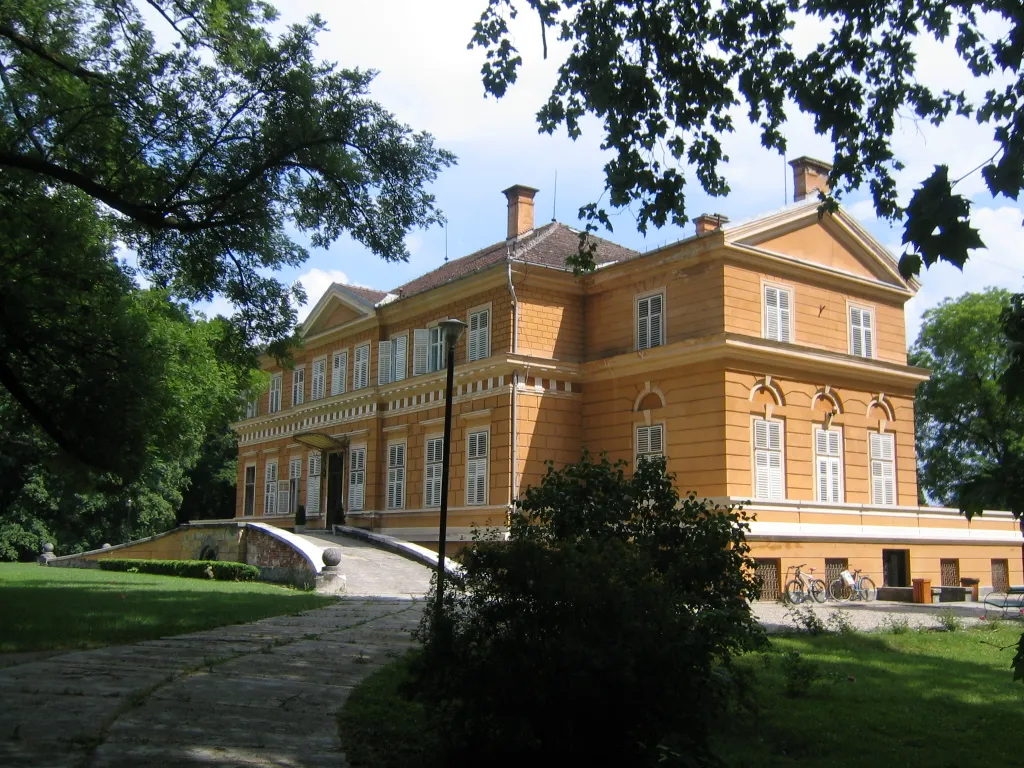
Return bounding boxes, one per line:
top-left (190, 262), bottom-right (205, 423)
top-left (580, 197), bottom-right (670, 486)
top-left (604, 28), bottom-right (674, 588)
top-left (467, 430), bottom-right (489, 506)
top-left (311, 359), bottom-right (326, 400)
top-left (348, 446), bottom-right (366, 511)
top-left (636, 424), bottom-right (664, 466)
top-left (814, 428), bottom-right (843, 503)
top-left (378, 335), bottom-right (409, 385)
top-left (245, 398), bottom-right (258, 419)
top-left (869, 432), bottom-right (896, 505)
top-left (306, 452), bottom-right (321, 515)
top-left (468, 308), bottom-right (490, 362)
top-left (264, 461), bottom-right (278, 515)
top-left (269, 375), bottom-right (282, 413)
top-left (850, 306), bottom-right (874, 358)
top-left (763, 285), bottom-right (792, 343)
top-left (753, 418), bottom-right (784, 500)
top-left (243, 465), bottom-right (256, 516)
top-left (429, 326), bottom-right (445, 371)
top-left (353, 344), bottom-right (370, 389)
top-left (331, 350), bottom-right (348, 396)
top-left (387, 443), bottom-right (406, 509)
top-left (637, 293), bottom-right (664, 350)
top-left (285, 456), bottom-right (301, 515)
top-left (292, 367), bottom-right (305, 406)
top-left (424, 437), bottom-right (444, 507)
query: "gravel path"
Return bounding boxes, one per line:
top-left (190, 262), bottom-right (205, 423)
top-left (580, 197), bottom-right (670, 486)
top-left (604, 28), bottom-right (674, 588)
top-left (752, 599), bottom-right (1001, 634)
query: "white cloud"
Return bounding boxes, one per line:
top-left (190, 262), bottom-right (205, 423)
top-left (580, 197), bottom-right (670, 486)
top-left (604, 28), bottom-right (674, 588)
top-left (905, 205), bottom-right (1024, 345)
top-left (294, 268), bottom-right (358, 321)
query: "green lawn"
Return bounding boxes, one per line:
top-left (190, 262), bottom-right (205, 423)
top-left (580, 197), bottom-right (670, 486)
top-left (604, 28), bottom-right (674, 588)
top-left (720, 624), bottom-right (1024, 767)
top-left (0, 563), bottom-right (333, 652)
top-left (339, 624), bottom-right (1024, 768)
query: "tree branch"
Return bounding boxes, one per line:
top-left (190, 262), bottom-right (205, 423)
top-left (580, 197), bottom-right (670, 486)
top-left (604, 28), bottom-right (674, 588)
top-left (0, 22), bottom-right (104, 82)
top-left (0, 354), bottom-right (102, 471)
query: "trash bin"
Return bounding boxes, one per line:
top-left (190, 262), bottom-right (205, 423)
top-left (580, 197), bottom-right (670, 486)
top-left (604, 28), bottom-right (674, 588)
top-left (961, 577), bottom-right (980, 602)
top-left (912, 578), bottom-right (933, 604)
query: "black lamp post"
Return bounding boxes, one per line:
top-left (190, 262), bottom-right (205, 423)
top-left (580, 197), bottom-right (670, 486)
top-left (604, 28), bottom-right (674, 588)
top-left (435, 318), bottom-right (467, 628)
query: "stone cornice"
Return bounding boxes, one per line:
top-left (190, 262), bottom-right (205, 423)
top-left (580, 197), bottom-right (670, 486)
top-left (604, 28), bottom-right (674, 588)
top-left (582, 332), bottom-right (928, 388)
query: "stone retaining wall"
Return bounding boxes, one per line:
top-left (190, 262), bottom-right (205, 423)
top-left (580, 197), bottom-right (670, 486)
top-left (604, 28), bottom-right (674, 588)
top-left (47, 522), bottom-right (322, 587)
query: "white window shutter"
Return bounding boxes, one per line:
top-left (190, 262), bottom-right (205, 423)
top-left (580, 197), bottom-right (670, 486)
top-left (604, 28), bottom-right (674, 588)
top-left (354, 345), bottom-right (369, 389)
top-left (378, 341), bottom-right (391, 385)
top-left (413, 329), bottom-right (429, 376)
top-left (468, 310), bottom-right (489, 361)
top-left (332, 351), bottom-right (348, 396)
top-left (637, 296), bottom-right (651, 350)
top-left (754, 418), bottom-right (769, 450)
top-left (649, 424), bottom-right (664, 454)
top-left (767, 420), bottom-right (782, 451)
top-left (311, 359), bottom-right (325, 400)
top-left (306, 452), bottom-right (321, 515)
top-left (264, 462), bottom-right (278, 515)
top-left (467, 431), bottom-right (488, 506)
top-left (292, 368), bottom-right (304, 406)
top-left (764, 286), bottom-right (779, 340)
top-left (636, 426), bottom-right (650, 456)
top-left (778, 289), bottom-right (791, 342)
top-left (648, 294), bottom-right (663, 348)
top-left (861, 310), bottom-right (873, 358)
top-left (269, 375), bottom-right (282, 413)
top-left (393, 336), bottom-right (408, 381)
top-left (348, 447), bottom-right (365, 511)
top-left (768, 452), bottom-right (783, 499)
top-left (755, 452), bottom-right (771, 499)
top-left (817, 457), bottom-right (830, 502)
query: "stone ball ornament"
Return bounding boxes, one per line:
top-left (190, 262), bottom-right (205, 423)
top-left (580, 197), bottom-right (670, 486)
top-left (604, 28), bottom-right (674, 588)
top-left (322, 547), bottom-right (343, 567)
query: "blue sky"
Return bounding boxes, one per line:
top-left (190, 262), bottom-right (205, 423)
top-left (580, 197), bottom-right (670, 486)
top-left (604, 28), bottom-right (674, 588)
top-left (199, 2), bottom-right (1024, 347)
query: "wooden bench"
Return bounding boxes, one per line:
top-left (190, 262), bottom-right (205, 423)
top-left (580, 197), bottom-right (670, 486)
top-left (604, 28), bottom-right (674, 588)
top-left (983, 586), bottom-right (1024, 618)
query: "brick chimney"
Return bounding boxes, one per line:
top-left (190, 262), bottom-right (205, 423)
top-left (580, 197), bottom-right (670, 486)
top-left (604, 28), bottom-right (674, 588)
top-left (503, 184), bottom-right (539, 240)
top-left (695, 213), bottom-right (729, 235)
top-left (789, 156), bottom-right (832, 202)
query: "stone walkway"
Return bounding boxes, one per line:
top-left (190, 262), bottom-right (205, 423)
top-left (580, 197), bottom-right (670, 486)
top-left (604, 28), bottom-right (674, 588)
top-left (298, 533), bottom-right (433, 598)
top-left (0, 598), bottom-right (424, 768)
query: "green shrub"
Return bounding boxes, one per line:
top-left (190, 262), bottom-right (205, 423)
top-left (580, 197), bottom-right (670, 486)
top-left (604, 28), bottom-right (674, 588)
top-left (880, 614), bottom-right (911, 635)
top-left (786, 603), bottom-right (827, 635)
top-left (97, 558), bottom-right (259, 581)
top-left (827, 609), bottom-right (858, 634)
top-left (411, 452), bottom-right (765, 766)
top-left (937, 608), bottom-right (963, 632)
top-left (780, 651), bottom-right (821, 697)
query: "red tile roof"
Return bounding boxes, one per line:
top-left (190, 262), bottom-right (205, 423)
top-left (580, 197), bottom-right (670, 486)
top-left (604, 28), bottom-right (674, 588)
top-left (338, 284), bottom-right (389, 306)
top-left (389, 223), bottom-right (638, 299)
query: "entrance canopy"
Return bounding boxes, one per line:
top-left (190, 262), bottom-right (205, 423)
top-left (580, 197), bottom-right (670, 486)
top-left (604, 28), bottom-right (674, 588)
top-left (293, 432), bottom-right (349, 451)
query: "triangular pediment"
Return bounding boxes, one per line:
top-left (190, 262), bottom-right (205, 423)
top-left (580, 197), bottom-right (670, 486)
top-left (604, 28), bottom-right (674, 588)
top-left (300, 284), bottom-right (376, 337)
top-left (726, 204), bottom-right (913, 292)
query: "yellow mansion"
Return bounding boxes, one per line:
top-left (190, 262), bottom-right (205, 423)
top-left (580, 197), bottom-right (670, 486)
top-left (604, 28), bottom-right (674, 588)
top-left (232, 158), bottom-right (1023, 596)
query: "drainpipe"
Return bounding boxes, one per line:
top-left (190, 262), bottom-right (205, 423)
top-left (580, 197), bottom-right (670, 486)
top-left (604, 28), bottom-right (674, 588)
top-left (507, 254), bottom-right (519, 511)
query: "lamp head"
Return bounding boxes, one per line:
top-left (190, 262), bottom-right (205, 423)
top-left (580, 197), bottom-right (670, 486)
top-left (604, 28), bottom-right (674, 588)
top-left (438, 318), bottom-right (468, 346)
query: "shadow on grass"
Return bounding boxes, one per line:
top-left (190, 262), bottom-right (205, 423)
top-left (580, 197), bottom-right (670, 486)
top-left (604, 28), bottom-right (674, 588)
top-left (720, 628), bottom-right (1024, 768)
top-left (0, 584), bottom-right (331, 652)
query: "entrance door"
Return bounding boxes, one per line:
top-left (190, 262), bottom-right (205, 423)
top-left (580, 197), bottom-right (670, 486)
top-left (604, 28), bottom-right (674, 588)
top-left (326, 452), bottom-right (345, 528)
top-left (882, 549), bottom-right (911, 587)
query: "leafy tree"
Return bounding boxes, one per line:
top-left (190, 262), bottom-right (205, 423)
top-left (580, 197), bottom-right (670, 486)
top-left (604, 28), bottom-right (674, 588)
top-left (0, 0), bottom-right (454, 475)
top-left (413, 453), bottom-right (763, 765)
top-left (910, 288), bottom-right (1024, 518)
top-left (471, 1), bottom-right (1014, 276)
top-left (0, 290), bottom-right (259, 560)
top-left (909, 289), bottom-right (1024, 683)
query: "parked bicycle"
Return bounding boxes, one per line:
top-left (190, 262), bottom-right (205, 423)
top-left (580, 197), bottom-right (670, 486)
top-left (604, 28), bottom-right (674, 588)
top-left (829, 568), bottom-right (876, 602)
top-left (784, 563), bottom-right (828, 604)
